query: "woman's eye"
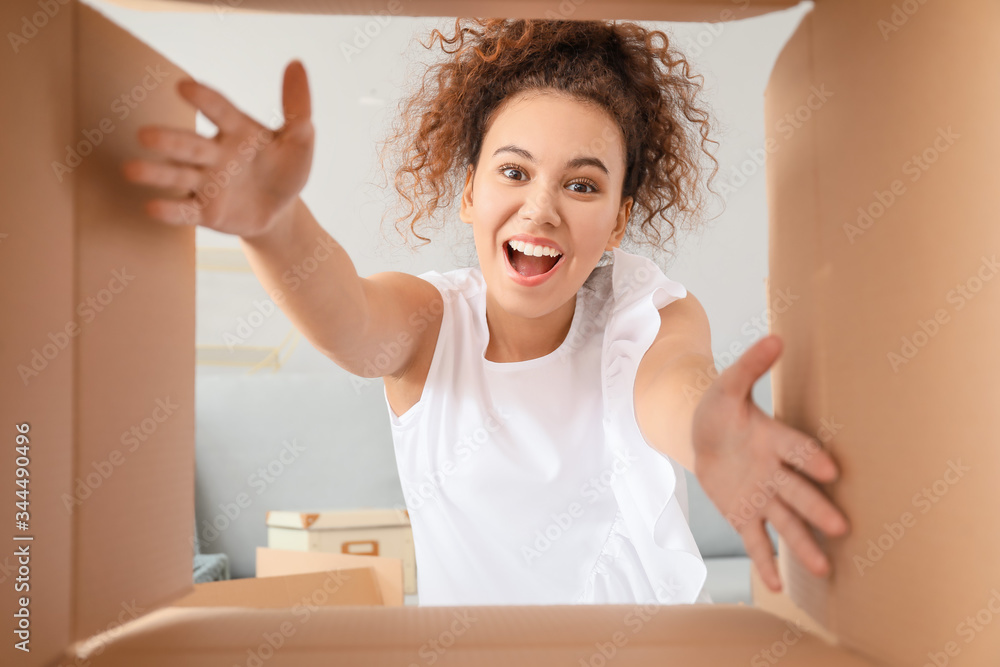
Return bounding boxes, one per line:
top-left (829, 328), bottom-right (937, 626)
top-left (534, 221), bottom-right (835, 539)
top-left (498, 166), bottom-right (596, 193)
top-left (568, 181), bottom-right (597, 194)
top-left (501, 167), bottom-right (526, 181)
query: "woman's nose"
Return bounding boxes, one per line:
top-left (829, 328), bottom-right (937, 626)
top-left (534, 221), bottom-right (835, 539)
top-left (518, 182), bottom-right (562, 227)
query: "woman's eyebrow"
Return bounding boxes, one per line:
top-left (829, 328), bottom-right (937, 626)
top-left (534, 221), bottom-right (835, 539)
top-left (491, 144), bottom-right (610, 176)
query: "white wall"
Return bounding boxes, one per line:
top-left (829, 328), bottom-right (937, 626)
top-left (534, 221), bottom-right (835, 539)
top-left (89, 0), bottom-right (811, 579)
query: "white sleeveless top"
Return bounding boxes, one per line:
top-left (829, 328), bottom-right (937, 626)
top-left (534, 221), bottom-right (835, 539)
top-left (384, 246), bottom-right (710, 606)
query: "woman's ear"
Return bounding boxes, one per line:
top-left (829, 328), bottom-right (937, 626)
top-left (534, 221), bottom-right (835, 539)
top-left (459, 164), bottom-right (475, 225)
top-left (606, 196), bottom-right (633, 250)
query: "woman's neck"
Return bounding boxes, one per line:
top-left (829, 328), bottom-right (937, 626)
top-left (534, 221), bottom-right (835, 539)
top-left (482, 289), bottom-right (577, 363)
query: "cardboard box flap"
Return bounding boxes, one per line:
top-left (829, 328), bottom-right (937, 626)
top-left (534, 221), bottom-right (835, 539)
top-left (765, 0), bottom-right (1000, 665)
top-left (70, 0), bottom-right (197, 649)
top-left (1, 0), bottom-right (77, 662)
top-left (66, 604), bottom-right (879, 667)
top-left (98, 0), bottom-right (801, 22)
top-left (265, 507), bottom-right (410, 529)
top-left (257, 547), bottom-right (404, 606)
top-left (171, 568), bottom-right (383, 608)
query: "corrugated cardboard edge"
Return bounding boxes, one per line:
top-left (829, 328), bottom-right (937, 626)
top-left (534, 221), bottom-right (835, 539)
top-left (256, 547), bottom-right (404, 606)
top-left (61, 603), bottom-right (881, 667)
top-left (763, 0), bottom-right (833, 632)
top-left (70, 0), bottom-right (198, 642)
top-left (266, 507), bottom-right (412, 529)
top-left (766, 1), bottom-right (1000, 664)
top-left (750, 566), bottom-right (835, 644)
top-left (1, 0), bottom-right (77, 663)
top-left (170, 568), bottom-right (384, 608)
top-left (100, 0), bottom-right (802, 21)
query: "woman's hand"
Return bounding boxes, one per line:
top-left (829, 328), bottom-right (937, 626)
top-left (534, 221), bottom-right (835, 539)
top-left (122, 59), bottom-right (315, 239)
top-left (692, 334), bottom-right (850, 592)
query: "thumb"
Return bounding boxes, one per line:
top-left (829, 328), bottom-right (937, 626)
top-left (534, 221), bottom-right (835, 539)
top-left (281, 60), bottom-right (312, 131)
top-left (716, 334), bottom-right (783, 399)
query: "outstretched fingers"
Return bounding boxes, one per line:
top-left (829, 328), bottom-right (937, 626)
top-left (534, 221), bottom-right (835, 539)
top-left (137, 125), bottom-right (222, 166)
top-left (282, 60), bottom-right (312, 126)
top-left (775, 467), bottom-right (849, 538)
top-left (765, 499), bottom-right (831, 578)
top-left (773, 424), bottom-right (840, 484)
top-left (177, 78), bottom-right (257, 136)
top-left (741, 520), bottom-right (782, 592)
top-left (714, 335), bottom-right (783, 401)
top-left (145, 197), bottom-right (203, 227)
top-left (123, 159), bottom-right (203, 193)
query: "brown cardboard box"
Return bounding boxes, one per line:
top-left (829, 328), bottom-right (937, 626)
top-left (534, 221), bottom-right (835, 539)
top-left (2, 0), bottom-right (995, 665)
top-left (171, 567), bottom-right (385, 608)
top-left (265, 508), bottom-right (417, 595)
top-left (256, 546), bottom-right (406, 606)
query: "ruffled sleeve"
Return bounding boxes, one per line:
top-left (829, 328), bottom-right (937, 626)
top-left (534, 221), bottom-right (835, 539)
top-left (592, 246), bottom-right (709, 605)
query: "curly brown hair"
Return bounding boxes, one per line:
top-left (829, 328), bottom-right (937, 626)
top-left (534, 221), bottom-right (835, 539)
top-left (376, 18), bottom-right (720, 256)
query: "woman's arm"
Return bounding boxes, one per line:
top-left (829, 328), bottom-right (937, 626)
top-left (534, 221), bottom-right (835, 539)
top-left (238, 197), bottom-right (439, 379)
top-left (634, 294), bottom-right (850, 593)
top-left (123, 62), bottom-right (436, 380)
top-left (634, 292), bottom-right (715, 473)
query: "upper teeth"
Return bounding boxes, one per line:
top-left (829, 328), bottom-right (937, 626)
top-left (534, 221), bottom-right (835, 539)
top-left (508, 240), bottom-right (562, 257)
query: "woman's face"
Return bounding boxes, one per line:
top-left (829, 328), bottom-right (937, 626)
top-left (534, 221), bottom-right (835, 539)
top-left (459, 89), bottom-right (632, 320)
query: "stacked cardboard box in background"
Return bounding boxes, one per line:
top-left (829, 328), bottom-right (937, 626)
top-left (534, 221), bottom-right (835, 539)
top-left (265, 508), bottom-right (417, 595)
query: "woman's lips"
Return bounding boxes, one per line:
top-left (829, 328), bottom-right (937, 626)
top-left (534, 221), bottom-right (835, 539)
top-left (502, 241), bottom-right (565, 287)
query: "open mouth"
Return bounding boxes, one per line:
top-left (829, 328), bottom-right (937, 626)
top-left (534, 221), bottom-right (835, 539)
top-left (504, 240), bottom-right (563, 278)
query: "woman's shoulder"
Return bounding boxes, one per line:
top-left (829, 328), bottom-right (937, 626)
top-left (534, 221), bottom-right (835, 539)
top-left (607, 247), bottom-right (687, 309)
top-left (580, 248), bottom-right (687, 323)
top-left (415, 264), bottom-right (485, 302)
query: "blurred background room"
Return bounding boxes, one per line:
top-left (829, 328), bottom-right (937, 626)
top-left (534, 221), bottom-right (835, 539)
top-left (89, 0), bottom-right (813, 605)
